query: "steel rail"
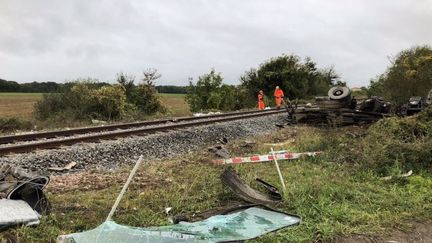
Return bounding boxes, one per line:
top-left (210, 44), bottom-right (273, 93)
top-left (0, 109), bottom-right (284, 155)
top-left (0, 108), bottom-right (279, 145)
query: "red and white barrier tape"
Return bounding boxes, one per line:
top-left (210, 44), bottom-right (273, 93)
top-left (213, 152), bottom-right (322, 165)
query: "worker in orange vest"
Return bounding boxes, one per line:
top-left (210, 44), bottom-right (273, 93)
top-left (274, 86), bottom-right (284, 109)
top-left (258, 90), bottom-right (265, 110)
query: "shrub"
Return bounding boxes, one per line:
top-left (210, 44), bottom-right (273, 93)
top-left (35, 73), bottom-right (166, 123)
top-left (0, 118), bottom-right (33, 133)
top-left (92, 85), bottom-right (128, 120)
top-left (360, 108), bottom-right (432, 172)
top-left (297, 107), bottom-right (432, 174)
top-left (130, 84), bottom-right (165, 114)
top-left (35, 80), bottom-right (129, 121)
top-left (186, 69), bottom-right (248, 112)
top-left (34, 93), bottom-right (68, 120)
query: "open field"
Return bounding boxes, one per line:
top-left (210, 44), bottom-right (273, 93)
top-left (0, 93), bottom-right (43, 118)
top-left (157, 93), bottom-right (191, 117)
top-left (2, 125), bottom-right (431, 242)
top-left (0, 93), bottom-right (189, 119)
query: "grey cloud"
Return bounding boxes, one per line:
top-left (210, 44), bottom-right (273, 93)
top-left (0, 0), bottom-right (431, 87)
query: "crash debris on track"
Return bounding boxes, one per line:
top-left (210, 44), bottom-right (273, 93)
top-left (289, 86), bottom-right (393, 126)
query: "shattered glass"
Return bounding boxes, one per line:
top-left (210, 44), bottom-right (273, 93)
top-left (59, 206), bottom-right (300, 243)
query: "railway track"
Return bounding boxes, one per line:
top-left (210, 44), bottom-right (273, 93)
top-left (0, 109), bottom-right (286, 155)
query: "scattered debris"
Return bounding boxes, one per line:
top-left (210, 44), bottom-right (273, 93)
top-left (164, 207), bottom-right (172, 215)
top-left (270, 147), bottom-right (287, 192)
top-left (275, 123), bottom-right (285, 128)
top-left (48, 162), bottom-right (77, 172)
top-left (218, 137), bottom-right (228, 144)
top-left (213, 151), bottom-right (321, 164)
top-left (0, 199), bottom-right (41, 230)
top-left (292, 86), bottom-right (392, 126)
top-left (58, 205), bottom-right (300, 243)
top-left (242, 139), bottom-right (256, 147)
top-left (91, 119), bottom-right (107, 125)
top-left (220, 166), bottom-right (282, 204)
top-left (193, 111), bottom-right (222, 117)
top-left (0, 164), bottom-right (51, 215)
top-left (169, 214), bottom-right (189, 224)
top-left (106, 156), bottom-right (143, 222)
top-left (54, 155), bottom-right (296, 242)
top-left (381, 170), bottom-right (413, 181)
top-left (264, 139), bottom-right (295, 146)
top-left (271, 149), bottom-right (290, 154)
top-left (7, 177), bottom-right (51, 215)
top-left (208, 145), bottom-right (230, 159)
top-left (398, 88), bottom-right (432, 116)
top-left (256, 178), bottom-right (282, 201)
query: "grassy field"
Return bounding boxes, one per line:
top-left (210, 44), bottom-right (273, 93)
top-left (0, 93), bottom-right (43, 118)
top-left (2, 126), bottom-right (431, 242)
top-left (0, 93), bottom-right (189, 119)
top-left (157, 93), bottom-right (191, 117)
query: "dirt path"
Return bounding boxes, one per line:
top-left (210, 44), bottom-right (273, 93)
top-left (336, 222), bottom-right (432, 243)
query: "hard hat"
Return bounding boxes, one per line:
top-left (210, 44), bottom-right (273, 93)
top-left (276, 86), bottom-right (280, 89)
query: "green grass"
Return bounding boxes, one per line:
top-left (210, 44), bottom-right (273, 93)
top-left (158, 93), bottom-right (187, 98)
top-left (2, 127), bottom-right (431, 242)
top-left (0, 92), bottom-right (44, 96)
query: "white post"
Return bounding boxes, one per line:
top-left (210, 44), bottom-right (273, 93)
top-left (271, 147), bottom-right (286, 192)
top-left (106, 155), bottom-right (143, 221)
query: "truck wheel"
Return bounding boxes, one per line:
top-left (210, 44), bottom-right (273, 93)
top-left (328, 86), bottom-right (351, 100)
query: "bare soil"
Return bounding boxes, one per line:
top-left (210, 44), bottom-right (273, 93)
top-left (336, 222), bottom-right (432, 243)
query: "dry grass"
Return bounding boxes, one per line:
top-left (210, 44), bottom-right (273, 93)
top-left (0, 93), bottom-right (42, 118)
top-left (158, 93), bottom-right (191, 117)
top-left (0, 93), bottom-right (190, 119)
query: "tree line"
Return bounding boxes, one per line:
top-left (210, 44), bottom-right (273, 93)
top-left (0, 78), bottom-right (187, 94)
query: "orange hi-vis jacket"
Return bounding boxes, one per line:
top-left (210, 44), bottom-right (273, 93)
top-left (258, 93), bottom-right (265, 110)
top-left (274, 89), bottom-right (284, 107)
top-left (274, 89), bottom-right (284, 98)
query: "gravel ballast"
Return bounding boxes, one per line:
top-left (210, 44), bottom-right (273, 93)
top-left (0, 114), bottom-right (285, 173)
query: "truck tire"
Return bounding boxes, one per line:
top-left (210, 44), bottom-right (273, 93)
top-left (328, 86), bottom-right (351, 100)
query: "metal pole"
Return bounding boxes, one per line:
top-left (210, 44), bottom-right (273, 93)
top-left (271, 147), bottom-right (286, 192)
top-left (106, 155), bottom-right (143, 221)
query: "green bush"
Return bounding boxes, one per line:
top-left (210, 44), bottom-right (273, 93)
top-left (34, 93), bottom-right (67, 120)
top-left (297, 107), bottom-right (432, 174)
top-left (186, 69), bottom-right (248, 112)
top-left (35, 74), bottom-right (166, 122)
top-left (360, 108), bottom-right (432, 172)
top-left (92, 85), bottom-right (128, 120)
top-left (35, 80), bottom-right (127, 121)
top-left (0, 118), bottom-right (33, 133)
top-left (130, 84), bottom-right (165, 114)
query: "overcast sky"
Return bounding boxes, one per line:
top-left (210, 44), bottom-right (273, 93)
top-left (0, 0), bottom-right (431, 87)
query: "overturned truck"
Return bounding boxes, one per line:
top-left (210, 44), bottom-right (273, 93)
top-left (291, 86), bottom-right (392, 126)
